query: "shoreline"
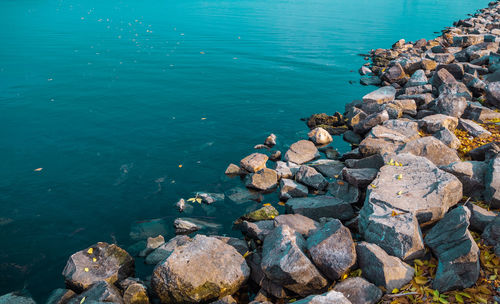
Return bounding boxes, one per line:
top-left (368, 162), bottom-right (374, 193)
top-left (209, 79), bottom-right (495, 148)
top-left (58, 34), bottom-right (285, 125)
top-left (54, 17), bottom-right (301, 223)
top-left (2, 1), bottom-right (500, 304)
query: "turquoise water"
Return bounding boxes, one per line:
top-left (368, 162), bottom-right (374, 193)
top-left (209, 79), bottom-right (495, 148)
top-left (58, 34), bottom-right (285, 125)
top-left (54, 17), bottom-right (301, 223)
top-left (0, 0), bottom-right (490, 300)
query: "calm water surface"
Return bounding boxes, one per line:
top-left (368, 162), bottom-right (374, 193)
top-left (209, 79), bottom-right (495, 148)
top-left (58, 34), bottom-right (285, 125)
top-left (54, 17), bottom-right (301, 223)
top-left (0, 0), bottom-right (490, 300)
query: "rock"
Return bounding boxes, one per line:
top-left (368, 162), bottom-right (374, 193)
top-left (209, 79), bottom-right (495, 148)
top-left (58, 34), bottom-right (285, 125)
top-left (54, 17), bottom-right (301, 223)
top-left (225, 163), bottom-right (246, 176)
top-left (362, 86), bottom-right (396, 104)
top-left (366, 153), bottom-right (462, 226)
top-left (46, 289), bottom-right (76, 304)
top-left (359, 66), bottom-right (372, 75)
top-left (130, 218), bottom-right (170, 241)
top-left (214, 236), bottom-right (249, 256)
top-left (440, 161), bottom-right (487, 198)
top-left (176, 198), bottom-right (187, 212)
top-left (418, 114), bottom-right (458, 133)
top-left (293, 290), bottom-right (352, 304)
top-left (261, 225), bottom-right (328, 296)
top-left (356, 242), bottom-right (414, 291)
top-left (484, 154), bottom-right (500, 208)
top-left (275, 161), bottom-right (296, 179)
top-left (405, 69), bottom-right (428, 87)
top-left (307, 113), bottom-right (344, 129)
top-left (482, 216), bottom-right (500, 256)
top-left (247, 253), bottom-right (289, 299)
top-left (285, 196), bottom-right (354, 221)
top-left (174, 218), bottom-right (200, 234)
top-left (273, 214), bottom-right (319, 237)
top-left (145, 235), bottom-right (190, 265)
top-left (240, 153), bottom-right (269, 173)
top-left (279, 178), bottom-right (308, 200)
top-left (123, 282), bottom-right (150, 304)
top-left (284, 140), bottom-right (320, 165)
top-left (225, 186), bottom-right (263, 204)
top-left (341, 167), bottom-right (378, 188)
top-left (468, 142), bottom-right (500, 161)
top-left (241, 220), bottom-right (274, 241)
top-left (343, 130), bottom-right (363, 145)
top-left (465, 201), bottom-right (497, 232)
top-left (151, 235), bottom-right (250, 303)
top-left (237, 205), bottom-right (279, 223)
top-left (345, 154), bottom-right (384, 170)
top-left (245, 168), bottom-right (278, 192)
top-left (320, 146), bottom-right (341, 160)
top-left (333, 277), bottom-right (382, 304)
top-left (359, 201), bottom-right (425, 261)
top-left (382, 63), bottom-right (408, 84)
top-left (463, 102), bottom-right (500, 122)
top-left (0, 293), bottom-right (36, 304)
top-left (265, 134), bottom-right (277, 147)
top-left (398, 136), bottom-right (460, 166)
top-left (431, 68), bottom-right (456, 89)
top-left (62, 242), bottom-right (134, 292)
top-left (459, 118), bottom-right (492, 139)
top-left (353, 110), bottom-right (389, 134)
top-left (327, 179), bottom-right (360, 204)
top-left (270, 150), bottom-right (281, 162)
top-left (306, 219), bottom-right (356, 280)
top-left (210, 296), bottom-right (237, 304)
top-left (358, 121), bottom-right (419, 156)
top-left (486, 81), bottom-right (500, 107)
top-left (432, 93), bottom-right (468, 118)
top-left (424, 206), bottom-right (480, 292)
top-left (308, 159), bottom-right (345, 178)
top-left (295, 165), bottom-right (328, 190)
top-left (431, 53), bottom-right (455, 65)
top-left (360, 76), bottom-right (382, 86)
top-left (404, 84), bottom-right (432, 95)
top-left (433, 128), bottom-right (461, 149)
top-left (308, 127), bottom-right (333, 146)
top-left (138, 235), bottom-right (165, 257)
top-left (67, 281), bottom-right (124, 304)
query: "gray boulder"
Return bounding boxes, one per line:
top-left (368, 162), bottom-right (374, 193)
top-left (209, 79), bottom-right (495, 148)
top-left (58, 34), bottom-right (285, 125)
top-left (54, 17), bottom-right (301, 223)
top-left (286, 196), bottom-right (355, 221)
top-left (465, 201), bottom-right (497, 232)
top-left (424, 206), bottom-right (480, 292)
top-left (486, 81), bottom-right (500, 107)
top-left (345, 154), bottom-right (384, 170)
top-left (279, 178), bottom-right (308, 200)
top-left (341, 167), bottom-right (378, 188)
top-left (431, 68), bottom-right (456, 89)
top-left (482, 216), bottom-right (500, 256)
top-left (174, 218), bottom-right (200, 234)
top-left (433, 128), bottom-right (461, 149)
top-left (67, 281), bottom-right (124, 304)
top-left (273, 214), bottom-right (319, 237)
top-left (45, 289), bottom-right (76, 304)
top-left (356, 242), bottom-right (414, 291)
top-left (247, 253), bottom-right (289, 299)
top-left (261, 225), bottom-right (328, 296)
top-left (308, 159), bottom-right (345, 178)
top-left (484, 154), bottom-right (500, 208)
top-left (245, 168), bottom-right (278, 192)
top-left (241, 220), bottom-right (274, 241)
top-left (327, 180), bottom-right (360, 204)
top-left (405, 69), bottom-right (428, 87)
top-left (418, 114), bottom-right (458, 133)
top-left (353, 110), bottom-right (389, 134)
top-left (458, 119), bottom-right (492, 139)
top-left (398, 136), bottom-right (460, 166)
top-left (432, 94), bottom-right (468, 118)
top-left (295, 165), bottom-right (328, 190)
top-left (293, 290), bottom-right (352, 304)
top-left (333, 277), bottom-right (382, 304)
top-left (306, 219), bottom-right (356, 280)
top-left (152, 235), bottom-right (250, 303)
top-left (284, 140), bottom-right (320, 165)
top-left (362, 86), bottom-right (396, 103)
top-left (0, 293), bottom-right (36, 304)
top-left (440, 161), bottom-right (487, 198)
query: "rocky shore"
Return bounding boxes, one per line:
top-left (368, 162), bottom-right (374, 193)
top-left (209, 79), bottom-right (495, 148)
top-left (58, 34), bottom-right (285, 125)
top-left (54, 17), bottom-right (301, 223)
top-left (2, 1), bottom-right (500, 304)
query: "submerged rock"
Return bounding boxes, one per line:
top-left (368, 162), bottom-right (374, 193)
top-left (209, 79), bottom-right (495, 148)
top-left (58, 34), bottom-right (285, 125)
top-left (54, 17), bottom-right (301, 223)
top-left (174, 218), bottom-right (200, 234)
top-left (46, 289), bottom-right (76, 304)
top-left (0, 293), bottom-right (36, 304)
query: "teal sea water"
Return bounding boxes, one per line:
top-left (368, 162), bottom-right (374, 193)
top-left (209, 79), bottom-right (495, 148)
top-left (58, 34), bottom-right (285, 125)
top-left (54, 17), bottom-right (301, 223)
top-left (0, 0), bottom-right (490, 300)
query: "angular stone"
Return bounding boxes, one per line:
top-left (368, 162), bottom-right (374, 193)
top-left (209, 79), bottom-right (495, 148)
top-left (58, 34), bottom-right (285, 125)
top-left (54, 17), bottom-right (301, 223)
top-left (381, 63), bottom-right (407, 84)
top-left (214, 236), bottom-right (249, 256)
top-left (418, 114), bottom-right (458, 133)
top-left (398, 136), bottom-right (460, 166)
top-left (341, 167), bottom-right (378, 188)
top-left (247, 253), bottom-right (289, 299)
top-left (405, 69), bottom-right (428, 87)
top-left (362, 86), bottom-right (396, 104)
top-left (432, 94), bottom-right (468, 118)
top-left (286, 196), bottom-right (355, 222)
top-left (306, 219), bottom-right (356, 280)
top-left (237, 205), bottom-right (279, 223)
top-left (458, 119), bottom-right (492, 139)
top-left (241, 220), bottom-right (274, 241)
top-left (437, 63), bottom-right (464, 80)
top-left (333, 277), bottom-right (382, 304)
top-left (424, 206), bottom-right (480, 292)
top-left (293, 290), bottom-right (352, 304)
top-left (431, 68), bottom-right (456, 89)
top-left (367, 153), bottom-right (462, 226)
top-left (174, 218), bottom-right (200, 234)
top-left (197, 192), bottom-right (225, 205)
top-left (0, 293), bottom-right (36, 304)
top-left (343, 130), bottom-right (363, 145)
top-left (225, 186), bottom-right (263, 204)
top-left (275, 161), bottom-right (295, 179)
top-left (345, 154), bottom-right (384, 170)
top-left (123, 282), bottom-right (150, 304)
top-left (440, 161), bottom-right (487, 198)
top-left (356, 242), bottom-right (414, 291)
top-left (482, 216), bottom-right (500, 256)
top-left (210, 296), bottom-right (237, 304)
top-left (225, 163), bottom-right (246, 176)
top-left (279, 178), bottom-right (308, 200)
top-left (468, 142), bottom-right (500, 161)
top-left (67, 281), bottom-right (124, 304)
top-left (284, 140), bottom-right (320, 165)
top-left (486, 81), bottom-right (500, 107)
top-left (463, 102), bottom-right (500, 122)
top-left (484, 154), bottom-right (500, 209)
top-left (465, 201), bottom-right (497, 233)
top-left (404, 84), bottom-right (432, 95)
top-left (261, 225), bottom-right (328, 296)
top-left (308, 159), bottom-right (345, 178)
top-left (273, 214), bottom-right (319, 237)
top-left (145, 235), bottom-right (191, 265)
top-left (420, 58), bottom-right (438, 71)
top-left (62, 242), bottom-right (134, 292)
top-left (308, 127), bottom-right (333, 146)
top-left (46, 289), bottom-right (76, 304)
top-left (151, 235), bottom-right (250, 303)
top-left (138, 235), bottom-right (165, 257)
top-left (265, 133), bottom-right (277, 147)
top-left (327, 180), bottom-right (360, 204)
top-left (295, 165), bottom-right (328, 190)
top-left (353, 110), bottom-right (389, 134)
top-left (240, 153), bottom-right (268, 173)
top-left (359, 201), bottom-right (425, 261)
top-left (433, 128), bottom-right (461, 149)
top-left (246, 168), bottom-right (278, 192)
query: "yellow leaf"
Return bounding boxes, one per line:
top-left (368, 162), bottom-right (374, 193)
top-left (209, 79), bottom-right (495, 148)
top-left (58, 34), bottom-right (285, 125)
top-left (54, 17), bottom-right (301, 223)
top-left (455, 294), bottom-right (464, 303)
top-left (397, 191), bottom-right (403, 195)
top-left (242, 251), bottom-right (251, 258)
top-left (87, 248), bottom-right (93, 254)
top-left (391, 288), bottom-right (399, 294)
top-left (414, 259), bottom-right (424, 266)
top-left (92, 258), bottom-right (97, 262)
top-left (34, 168), bottom-right (43, 172)
top-left (396, 174), bottom-right (402, 180)
top-left (263, 203), bottom-right (271, 206)
top-left (178, 164), bottom-right (183, 168)
top-left (80, 297), bottom-right (86, 304)
top-left (84, 267), bottom-right (89, 272)
top-left (195, 198), bottom-right (202, 204)
top-left (278, 201), bottom-right (286, 206)
top-left (414, 276), bottom-right (428, 285)
top-left (342, 273), bottom-right (348, 280)
top-left (334, 175), bottom-right (339, 179)
top-left (201, 117), bottom-right (206, 120)
top-left (391, 211), bottom-right (397, 217)
top-left (187, 198), bottom-right (196, 202)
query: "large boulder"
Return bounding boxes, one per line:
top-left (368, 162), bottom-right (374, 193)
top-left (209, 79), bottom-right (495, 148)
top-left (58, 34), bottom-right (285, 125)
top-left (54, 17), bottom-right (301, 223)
top-left (458, 119), bottom-right (492, 139)
top-left (279, 178), bottom-right (308, 200)
top-left (62, 242), bottom-right (134, 292)
top-left (327, 180), bottom-right (360, 205)
top-left (273, 214), bottom-right (319, 237)
top-left (359, 201), bottom-right (425, 261)
top-left (341, 167), bottom-right (378, 188)
top-left (356, 242), bottom-right (414, 291)
top-left (333, 277), bottom-right (382, 304)
top-left (293, 290), bottom-right (352, 304)
top-left (362, 86), bottom-right (396, 104)
top-left (240, 220), bottom-right (274, 241)
top-left (486, 81), bottom-right (500, 107)
top-left (424, 206), bottom-right (480, 292)
top-left (261, 225), bottom-right (328, 296)
top-left (353, 110), bottom-right (389, 135)
top-left (45, 289), bottom-right (76, 304)
top-left (308, 127), bottom-right (333, 146)
top-left (440, 161), bottom-right (487, 198)
top-left (286, 196), bottom-right (355, 221)
top-left (366, 153), bottom-right (462, 226)
top-left (240, 153), bottom-right (268, 173)
top-left (247, 253), bottom-right (289, 299)
top-left (418, 114), bottom-right (458, 133)
top-left (484, 154), bottom-right (500, 209)
top-left (295, 165), bottom-right (328, 190)
top-left (306, 219), bottom-right (356, 280)
top-left (308, 159), bottom-right (345, 178)
top-left (398, 136), bottom-right (460, 166)
top-left (465, 202), bottom-right (497, 233)
top-left (67, 281), bottom-right (124, 304)
top-left (284, 140), bottom-right (320, 165)
top-left (245, 168), bottom-right (278, 192)
top-left (145, 235), bottom-right (190, 265)
top-left (151, 235), bottom-right (250, 303)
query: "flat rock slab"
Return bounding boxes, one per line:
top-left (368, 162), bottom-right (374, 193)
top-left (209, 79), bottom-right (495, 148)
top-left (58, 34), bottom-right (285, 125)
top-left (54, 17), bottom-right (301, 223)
top-left (308, 159), bottom-right (345, 178)
top-left (293, 290), bottom-right (352, 304)
top-left (145, 235), bottom-right (190, 265)
top-left (366, 153), bottom-right (462, 226)
top-left (333, 277), bottom-right (382, 304)
top-left (341, 167), bottom-right (378, 188)
top-left (286, 196), bottom-right (355, 222)
top-left (440, 161), bottom-right (487, 198)
top-left (362, 86), bottom-right (396, 104)
top-left (273, 214), bottom-right (319, 237)
top-left (279, 178), bottom-right (308, 200)
top-left (284, 140), bottom-right (320, 165)
top-left (245, 168), bottom-right (278, 192)
top-left (398, 136), bottom-right (460, 167)
top-left (458, 118), bottom-right (492, 139)
top-left (240, 153), bottom-right (268, 173)
top-left (295, 165), bottom-right (328, 190)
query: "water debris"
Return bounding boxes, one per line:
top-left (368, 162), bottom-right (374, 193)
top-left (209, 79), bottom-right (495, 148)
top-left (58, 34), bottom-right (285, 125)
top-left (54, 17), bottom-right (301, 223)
top-left (34, 168), bottom-right (43, 172)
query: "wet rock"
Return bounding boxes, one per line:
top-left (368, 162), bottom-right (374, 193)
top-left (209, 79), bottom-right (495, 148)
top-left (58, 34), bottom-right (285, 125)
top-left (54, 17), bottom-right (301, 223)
top-left (0, 293), bottom-right (36, 304)
top-left (240, 153), bottom-right (269, 173)
top-left (174, 218), bottom-right (200, 234)
top-left (225, 186), bottom-right (263, 204)
top-left (418, 114), bottom-right (458, 133)
top-left (381, 62), bottom-right (408, 84)
top-left (225, 163), bottom-right (246, 177)
top-left (130, 218), bottom-right (169, 241)
top-left (308, 127), bottom-right (333, 146)
top-left (327, 179), bottom-right (360, 204)
top-left (284, 140), bottom-right (320, 165)
top-left (463, 102), bottom-right (500, 122)
top-left (237, 205), bottom-right (279, 223)
top-left (486, 81), bottom-right (500, 107)
top-left (306, 219), bottom-right (356, 280)
top-left (431, 68), bottom-right (456, 89)
top-left (484, 154), bottom-right (500, 208)
top-left (293, 290), bottom-right (352, 304)
top-left (482, 216), bottom-right (500, 256)
top-left (214, 236), bottom-right (249, 256)
top-left (62, 242), bottom-right (134, 292)
top-left (307, 113), bottom-right (344, 129)
top-left (437, 63), bottom-right (465, 80)
top-left (176, 198), bottom-right (187, 212)
top-left (353, 110), bottom-right (389, 134)
top-left (458, 118), bottom-right (492, 139)
top-left (273, 214), bottom-right (319, 237)
top-left (433, 128), bottom-right (461, 149)
top-left (366, 153), bottom-right (462, 226)
top-left (275, 161), bottom-right (295, 179)
top-left (196, 192), bottom-right (225, 205)
top-left (151, 235), bottom-right (250, 303)
top-left (67, 281), bottom-right (124, 304)
top-left (432, 93), bottom-right (468, 118)
top-left (398, 136), bottom-right (460, 166)
top-left (265, 133), bottom-right (277, 148)
top-left (247, 253), bottom-right (289, 299)
top-left (245, 168), bottom-right (278, 192)
top-left (345, 154), bottom-right (384, 170)
top-left (343, 130), bottom-right (363, 145)
top-left (424, 206), bottom-right (480, 292)
top-left (295, 165), bottom-right (328, 190)
top-left (138, 235), bottom-right (164, 257)
top-left (359, 66), bottom-right (372, 75)
top-left (360, 76), bottom-right (382, 86)
top-left (356, 242), bottom-right (414, 291)
top-left (341, 167), bottom-right (378, 188)
top-left (333, 277), bottom-right (382, 304)
top-left (261, 225), bottom-right (328, 296)
top-left (320, 146), bottom-right (341, 160)
top-left (440, 161), bottom-right (487, 198)
top-left (405, 69), bottom-right (428, 87)
top-left (241, 220), bottom-right (274, 241)
top-left (362, 86), bottom-right (396, 104)
top-left (465, 201), bottom-right (497, 232)
top-left (269, 150), bottom-right (281, 162)
top-left (145, 235), bottom-right (190, 265)
top-left (123, 282), bottom-right (150, 304)
top-left (308, 159), bottom-right (345, 178)
top-left (285, 196), bottom-right (354, 221)
top-left (468, 141), bottom-right (500, 161)
top-left (279, 178), bottom-right (308, 200)
top-left (359, 201), bottom-right (425, 261)
top-left (46, 289), bottom-right (76, 304)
